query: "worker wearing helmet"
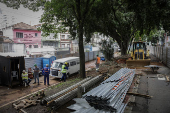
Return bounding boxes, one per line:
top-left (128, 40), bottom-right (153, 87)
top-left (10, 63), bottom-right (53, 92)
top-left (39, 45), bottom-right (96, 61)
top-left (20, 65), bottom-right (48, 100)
top-left (96, 54), bottom-right (100, 72)
top-left (42, 64), bottom-right (50, 85)
top-left (22, 70), bottom-right (31, 86)
top-left (33, 64), bottom-right (40, 85)
top-left (60, 62), bottom-right (68, 82)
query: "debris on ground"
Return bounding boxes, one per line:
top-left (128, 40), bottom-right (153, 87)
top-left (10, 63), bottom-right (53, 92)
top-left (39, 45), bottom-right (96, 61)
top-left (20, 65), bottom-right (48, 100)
top-left (166, 76), bottom-right (170, 82)
top-left (12, 90), bottom-right (45, 111)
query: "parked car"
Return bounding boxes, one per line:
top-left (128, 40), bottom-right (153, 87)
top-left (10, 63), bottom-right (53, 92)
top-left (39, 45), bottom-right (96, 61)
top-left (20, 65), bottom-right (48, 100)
top-left (50, 57), bottom-right (80, 78)
top-left (100, 56), bottom-right (105, 61)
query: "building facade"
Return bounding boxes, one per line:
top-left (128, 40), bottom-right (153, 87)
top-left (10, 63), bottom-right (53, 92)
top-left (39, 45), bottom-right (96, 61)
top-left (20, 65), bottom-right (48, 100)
top-left (41, 33), bottom-right (60, 48)
top-left (13, 22), bottom-right (41, 51)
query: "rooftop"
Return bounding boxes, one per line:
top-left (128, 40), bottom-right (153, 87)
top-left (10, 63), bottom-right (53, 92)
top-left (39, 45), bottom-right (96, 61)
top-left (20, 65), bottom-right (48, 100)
top-left (13, 22), bottom-right (37, 30)
top-left (0, 52), bottom-right (26, 57)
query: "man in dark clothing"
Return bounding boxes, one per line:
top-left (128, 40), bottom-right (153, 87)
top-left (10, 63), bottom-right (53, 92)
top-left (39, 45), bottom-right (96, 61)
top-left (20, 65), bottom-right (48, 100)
top-left (33, 64), bottom-right (40, 85)
top-left (42, 64), bottom-right (50, 85)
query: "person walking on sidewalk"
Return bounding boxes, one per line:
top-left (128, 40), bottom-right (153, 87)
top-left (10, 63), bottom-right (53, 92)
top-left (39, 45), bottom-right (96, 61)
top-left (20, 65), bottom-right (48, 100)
top-left (42, 64), bottom-right (50, 85)
top-left (22, 70), bottom-right (31, 86)
top-left (60, 62), bottom-right (68, 82)
top-left (96, 54), bottom-right (100, 72)
top-left (33, 64), bottom-right (40, 85)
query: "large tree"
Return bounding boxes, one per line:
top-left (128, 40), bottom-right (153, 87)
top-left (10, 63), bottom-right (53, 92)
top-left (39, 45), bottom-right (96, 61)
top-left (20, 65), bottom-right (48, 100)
top-left (126, 0), bottom-right (170, 32)
top-left (0, 0), bottom-right (99, 78)
top-left (85, 0), bottom-right (170, 55)
top-left (39, 0), bottom-right (99, 78)
top-left (84, 0), bottom-right (138, 55)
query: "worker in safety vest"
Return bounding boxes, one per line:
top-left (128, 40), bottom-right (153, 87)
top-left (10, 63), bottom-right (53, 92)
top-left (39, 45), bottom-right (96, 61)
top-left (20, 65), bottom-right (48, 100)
top-left (96, 54), bottom-right (100, 72)
top-left (42, 64), bottom-right (50, 85)
top-left (60, 62), bottom-right (68, 82)
top-left (22, 70), bottom-right (31, 86)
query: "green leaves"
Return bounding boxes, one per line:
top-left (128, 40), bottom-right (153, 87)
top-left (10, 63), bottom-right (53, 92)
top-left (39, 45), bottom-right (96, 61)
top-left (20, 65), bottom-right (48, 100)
top-left (100, 38), bottom-right (114, 61)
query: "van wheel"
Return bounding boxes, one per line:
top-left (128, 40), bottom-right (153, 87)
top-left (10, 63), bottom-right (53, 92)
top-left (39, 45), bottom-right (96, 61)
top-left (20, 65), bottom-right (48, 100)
top-left (67, 73), bottom-right (70, 78)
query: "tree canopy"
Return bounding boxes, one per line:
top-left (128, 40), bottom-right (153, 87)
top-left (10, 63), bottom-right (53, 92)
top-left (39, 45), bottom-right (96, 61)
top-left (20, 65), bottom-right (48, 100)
top-left (1, 0), bottom-right (170, 77)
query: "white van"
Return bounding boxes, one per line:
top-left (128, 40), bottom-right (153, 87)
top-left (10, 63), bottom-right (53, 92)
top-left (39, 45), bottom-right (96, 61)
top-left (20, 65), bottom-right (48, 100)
top-left (50, 57), bottom-right (80, 78)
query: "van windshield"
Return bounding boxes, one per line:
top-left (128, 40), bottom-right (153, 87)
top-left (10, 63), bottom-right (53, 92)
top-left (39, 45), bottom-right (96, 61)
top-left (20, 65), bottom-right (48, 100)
top-left (52, 62), bottom-right (63, 68)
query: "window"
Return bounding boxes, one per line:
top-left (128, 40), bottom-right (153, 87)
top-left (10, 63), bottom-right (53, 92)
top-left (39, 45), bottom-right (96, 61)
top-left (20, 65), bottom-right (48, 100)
top-left (61, 35), bottom-right (65, 39)
top-left (67, 44), bottom-right (70, 48)
top-left (70, 61), bottom-right (76, 66)
top-left (62, 44), bottom-right (65, 48)
top-left (34, 45), bottom-right (38, 48)
top-left (66, 35), bottom-right (70, 39)
top-left (16, 32), bottom-right (23, 38)
top-left (52, 62), bottom-right (63, 68)
top-left (29, 45), bottom-right (32, 48)
top-left (35, 33), bottom-right (38, 37)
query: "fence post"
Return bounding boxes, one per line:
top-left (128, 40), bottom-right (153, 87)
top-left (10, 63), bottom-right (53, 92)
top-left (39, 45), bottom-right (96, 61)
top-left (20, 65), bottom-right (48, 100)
top-left (166, 47), bottom-right (168, 65)
top-left (88, 52), bottom-right (89, 61)
top-left (162, 47), bottom-right (163, 61)
top-left (157, 47), bottom-right (158, 58)
top-left (158, 47), bottom-right (159, 58)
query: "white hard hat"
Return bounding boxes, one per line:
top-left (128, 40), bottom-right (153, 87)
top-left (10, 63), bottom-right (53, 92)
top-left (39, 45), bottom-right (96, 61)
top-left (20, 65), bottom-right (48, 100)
top-left (23, 70), bottom-right (25, 72)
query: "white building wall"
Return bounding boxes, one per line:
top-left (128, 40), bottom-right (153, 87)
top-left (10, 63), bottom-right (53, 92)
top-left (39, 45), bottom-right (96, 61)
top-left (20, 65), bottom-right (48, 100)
top-left (1, 27), bottom-right (13, 39)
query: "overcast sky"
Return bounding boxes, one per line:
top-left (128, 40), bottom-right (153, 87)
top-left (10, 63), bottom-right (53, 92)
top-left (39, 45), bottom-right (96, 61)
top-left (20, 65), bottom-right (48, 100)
top-left (0, 3), bottom-right (43, 29)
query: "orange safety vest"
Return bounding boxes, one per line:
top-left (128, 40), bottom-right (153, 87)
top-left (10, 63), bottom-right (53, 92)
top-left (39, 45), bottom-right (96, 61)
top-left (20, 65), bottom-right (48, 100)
top-left (97, 57), bottom-right (100, 64)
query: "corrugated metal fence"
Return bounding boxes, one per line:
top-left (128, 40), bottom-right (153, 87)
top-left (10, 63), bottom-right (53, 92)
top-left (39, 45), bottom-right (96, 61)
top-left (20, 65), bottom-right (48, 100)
top-left (148, 46), bottom-right (170, 68)
top-left (25, 57), bottom-right (43, 71)
top-left (24, 51), bottom-right (101, 70)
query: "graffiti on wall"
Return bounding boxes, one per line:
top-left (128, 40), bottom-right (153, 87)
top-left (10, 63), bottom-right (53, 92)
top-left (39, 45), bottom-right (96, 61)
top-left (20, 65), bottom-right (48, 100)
top-left (24, 34), bottom-right (35, 38)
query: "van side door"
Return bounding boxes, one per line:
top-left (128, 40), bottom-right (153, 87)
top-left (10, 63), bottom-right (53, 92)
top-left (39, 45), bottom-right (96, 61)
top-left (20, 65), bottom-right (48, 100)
top-left (69, 61), bottom-right (77, 74)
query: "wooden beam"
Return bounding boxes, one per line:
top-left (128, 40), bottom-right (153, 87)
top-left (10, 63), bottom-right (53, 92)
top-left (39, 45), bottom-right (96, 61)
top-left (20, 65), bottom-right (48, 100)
top-left (127, 92), bottom-right (152, 98)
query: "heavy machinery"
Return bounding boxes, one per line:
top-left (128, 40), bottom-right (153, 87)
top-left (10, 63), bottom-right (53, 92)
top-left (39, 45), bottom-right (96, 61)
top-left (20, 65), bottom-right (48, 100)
top-left (126, 38), bottom-right (151, 67)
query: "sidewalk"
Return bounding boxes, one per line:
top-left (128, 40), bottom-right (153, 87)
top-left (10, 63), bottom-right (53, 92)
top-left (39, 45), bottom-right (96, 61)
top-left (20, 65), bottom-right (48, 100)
top-left (131, 55), bottom-right (170, 113)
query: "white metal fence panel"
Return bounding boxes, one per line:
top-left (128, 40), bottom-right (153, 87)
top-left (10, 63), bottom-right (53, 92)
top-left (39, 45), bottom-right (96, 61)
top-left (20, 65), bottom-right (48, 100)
top-left (85, 52), bottom-right (89, 62)
top-left (154, 46), bottom-right (156, 56)
top-left (158, 47), bottom-right (160, 59)
top-left (25, 58), bottom-right (43, 71)
top-left (163, 47), bottom-right (167, 64)
top-left (167, 48), bottom-right (170, 68)
top-left (160, 47), bottom-right (163, 61)
top-left (89, 52), bottom-right (94, 61)
top-left (151, 46), bottom-right (154, 54)
top-left (93, 51), bottom-right (98, 59)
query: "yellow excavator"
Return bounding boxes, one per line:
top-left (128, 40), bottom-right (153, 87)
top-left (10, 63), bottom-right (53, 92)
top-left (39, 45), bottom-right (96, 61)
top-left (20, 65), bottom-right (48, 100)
top-left (126, 38), bottom-right (151, 67)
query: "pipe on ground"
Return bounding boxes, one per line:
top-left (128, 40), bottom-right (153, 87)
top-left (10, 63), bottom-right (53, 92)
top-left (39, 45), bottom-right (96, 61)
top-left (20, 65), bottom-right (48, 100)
top-left (41, 77), bottom-right (92, 105)
top-left (52, 75), bottom-right (103, 109)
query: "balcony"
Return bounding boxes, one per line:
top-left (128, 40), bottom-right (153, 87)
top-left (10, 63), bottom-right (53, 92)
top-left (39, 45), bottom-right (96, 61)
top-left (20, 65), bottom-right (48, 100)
top-left (42, 37), bottom-right (60, 42)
